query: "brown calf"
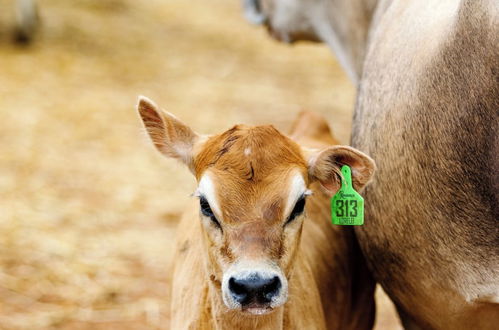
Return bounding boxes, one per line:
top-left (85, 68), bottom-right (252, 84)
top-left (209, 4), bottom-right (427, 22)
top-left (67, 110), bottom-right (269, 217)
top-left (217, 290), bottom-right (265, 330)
top-left (137, 97), bottom-right (376, 329)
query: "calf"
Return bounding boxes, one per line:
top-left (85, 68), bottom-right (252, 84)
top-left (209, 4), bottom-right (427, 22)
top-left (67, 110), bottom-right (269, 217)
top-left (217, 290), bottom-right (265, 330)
top-left (137, 97), bottom-right (376, 329)
top-left (244, 0), bottom-right (499, 328)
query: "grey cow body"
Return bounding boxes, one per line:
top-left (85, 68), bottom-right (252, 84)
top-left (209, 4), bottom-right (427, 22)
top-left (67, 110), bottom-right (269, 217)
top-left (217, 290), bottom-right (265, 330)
top-left (353, 1), bottom-right (499, 328)
top-left (245, 0), bottom-right (499, 328)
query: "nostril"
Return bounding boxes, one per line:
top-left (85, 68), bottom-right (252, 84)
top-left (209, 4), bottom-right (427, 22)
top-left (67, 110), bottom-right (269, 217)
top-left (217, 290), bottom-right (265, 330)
top-left (229, 277), bottom-right (251, 305)
top-left (263, 276), bottom-right (281, 300)
top-left (229, 277), bottom-right (247, 295)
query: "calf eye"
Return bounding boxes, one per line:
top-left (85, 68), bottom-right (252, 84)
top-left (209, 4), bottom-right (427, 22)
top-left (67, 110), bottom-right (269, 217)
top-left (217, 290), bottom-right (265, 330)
top-left (199, 197), bottom-right (222, 230)
top-left (200, 197), bottom-right (213, 217)
top-left (285, 196), bottom-right (306, 225)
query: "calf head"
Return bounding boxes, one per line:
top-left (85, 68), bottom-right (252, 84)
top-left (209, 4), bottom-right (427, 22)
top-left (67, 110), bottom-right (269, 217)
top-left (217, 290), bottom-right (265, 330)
top-left (137, 96), bottom-right (374, 315)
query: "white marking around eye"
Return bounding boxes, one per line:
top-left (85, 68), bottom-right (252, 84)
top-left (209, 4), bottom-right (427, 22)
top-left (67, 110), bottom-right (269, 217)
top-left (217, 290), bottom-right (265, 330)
top-left (283, 171), bottom-right (308, 217)
top-left (196, 173), bottom-right (222, 218)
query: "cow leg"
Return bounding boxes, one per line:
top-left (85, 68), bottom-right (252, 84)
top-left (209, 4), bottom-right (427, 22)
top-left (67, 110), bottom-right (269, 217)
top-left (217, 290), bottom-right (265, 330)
top-left (394, 304), bottom-right (424, 330)
top-left (15, 0), bottom-right (39, 43)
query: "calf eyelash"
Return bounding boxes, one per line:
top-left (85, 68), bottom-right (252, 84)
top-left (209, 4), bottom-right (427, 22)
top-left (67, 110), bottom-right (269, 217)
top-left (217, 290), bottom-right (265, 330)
top-left (285, 195), bottom-right (306, 225)
top-left (199, 196), bottom-right (222, 230)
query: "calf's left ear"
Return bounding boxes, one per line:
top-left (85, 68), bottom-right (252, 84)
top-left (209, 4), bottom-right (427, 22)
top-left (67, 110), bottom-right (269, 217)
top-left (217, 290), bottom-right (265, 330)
top-left (137, 96), bottom-right (200, 172)
top-left (307, 146), bottom-right (375, 194)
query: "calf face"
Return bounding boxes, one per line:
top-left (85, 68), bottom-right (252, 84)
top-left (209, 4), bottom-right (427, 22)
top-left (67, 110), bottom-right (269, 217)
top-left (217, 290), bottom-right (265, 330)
top-left (137, 97), bottom-right (375, 315)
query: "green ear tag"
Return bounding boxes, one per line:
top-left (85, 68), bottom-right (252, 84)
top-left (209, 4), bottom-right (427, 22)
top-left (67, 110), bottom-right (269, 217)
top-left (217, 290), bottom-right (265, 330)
top-left (331, 165), bottom-right (364, 225)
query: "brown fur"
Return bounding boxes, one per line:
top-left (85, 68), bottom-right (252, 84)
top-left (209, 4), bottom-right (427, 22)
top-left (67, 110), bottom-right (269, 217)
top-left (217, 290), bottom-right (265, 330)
top-left (252, 0), bottom-right (499, 328)
top-left (137, 99), bottom-right (377, 329)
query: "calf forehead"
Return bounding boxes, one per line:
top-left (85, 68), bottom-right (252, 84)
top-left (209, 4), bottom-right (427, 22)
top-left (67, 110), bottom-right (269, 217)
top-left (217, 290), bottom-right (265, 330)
top-left (194, 125), bottom-right (307, 223)
top-left (195, 125), bottom-right (306, 177)
top-left (216, 175), bottom-right (287, 223)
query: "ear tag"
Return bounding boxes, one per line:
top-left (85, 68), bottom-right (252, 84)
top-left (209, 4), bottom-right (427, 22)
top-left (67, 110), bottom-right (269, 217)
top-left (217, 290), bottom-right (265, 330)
top-left (331, 165), bottom-right (364, 225)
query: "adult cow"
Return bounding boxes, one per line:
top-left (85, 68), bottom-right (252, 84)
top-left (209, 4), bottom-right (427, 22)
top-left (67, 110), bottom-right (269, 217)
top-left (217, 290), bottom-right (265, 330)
top-left (243, 0), bottom-right (499, 329)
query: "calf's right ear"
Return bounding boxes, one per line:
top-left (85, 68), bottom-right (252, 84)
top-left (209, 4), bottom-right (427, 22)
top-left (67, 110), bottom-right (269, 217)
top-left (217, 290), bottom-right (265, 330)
top-left (307, 146), bottom-right (375, 195)
top-left (137, 96), bottom-right (200, 171)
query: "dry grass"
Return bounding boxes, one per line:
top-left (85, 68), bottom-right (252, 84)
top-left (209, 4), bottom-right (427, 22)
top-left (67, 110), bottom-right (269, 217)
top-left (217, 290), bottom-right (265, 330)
top-left (0, 0), bottom-right (400, 328)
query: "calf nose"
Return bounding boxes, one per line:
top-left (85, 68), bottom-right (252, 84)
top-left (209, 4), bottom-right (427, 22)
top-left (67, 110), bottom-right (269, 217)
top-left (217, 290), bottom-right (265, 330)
top-left (229, 274), bottom-right (281, 305)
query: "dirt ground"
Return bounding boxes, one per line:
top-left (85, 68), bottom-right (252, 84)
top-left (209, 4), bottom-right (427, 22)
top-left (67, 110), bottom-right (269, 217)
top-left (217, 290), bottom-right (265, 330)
top-left (0, 0), bottom-right (401, 329)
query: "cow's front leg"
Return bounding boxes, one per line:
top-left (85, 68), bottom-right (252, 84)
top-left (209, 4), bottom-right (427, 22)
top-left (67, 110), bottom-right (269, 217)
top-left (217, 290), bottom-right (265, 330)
top-left (15, 0), bottom-right (39, 43)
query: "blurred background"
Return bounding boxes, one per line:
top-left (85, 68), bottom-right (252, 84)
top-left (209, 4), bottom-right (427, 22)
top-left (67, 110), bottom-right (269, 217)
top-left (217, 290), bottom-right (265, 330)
top-left (0, 0), bottom-right (400, 328)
